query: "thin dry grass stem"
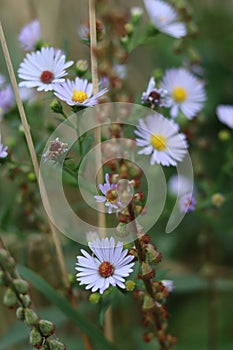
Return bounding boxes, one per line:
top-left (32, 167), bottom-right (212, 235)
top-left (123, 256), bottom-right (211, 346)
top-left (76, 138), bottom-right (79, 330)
top-left (0, 21), bottom-right (71, 296)
top-left (88, 0), bottom-right (114, 343)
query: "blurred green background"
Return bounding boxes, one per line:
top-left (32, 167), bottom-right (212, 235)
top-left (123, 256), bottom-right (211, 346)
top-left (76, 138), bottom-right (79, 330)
top-left (0, 0), bottom-right (233, 349)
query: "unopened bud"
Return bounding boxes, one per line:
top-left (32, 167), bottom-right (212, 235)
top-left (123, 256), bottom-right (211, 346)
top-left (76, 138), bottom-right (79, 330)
top-left (125, 23), bottom-right (134, 36)
top-left (211, 193), bottom-right (225, 208)
top-left (131, 7), bottom-right (143, 24)
top-left (89, 293), bottom-right (101, 304)
top-left (125, 280), bottom-right (135, 292)
top-left (218, 130), bottom-right (231, 141)
top-left (3, 288), bottom-right (18, 307)
top-left (16, 306), bottom-right (25, 321)
top-left (50, 99), bottom-right (64, 114)
top-left (13, 279), bottom-right (29, 294)
top-left (21, 294), bottom-right (31, 307)
top-left (38, 320), bottom-right (56, 337)
top-left (47, 339), bottom-right (66, 350)
top-left (0, 248), bottom-right (8, 264)
top-left (29, 328), bottom-right (43, 349)
top-left (141, 262), bottom-right (155, 280)
top-left (28, 172), bottom-right (36, 182)
top-left (75, 60), bottom-right (88, 77)
top-left (145, 244), bottom-right (162, 264)
top-left (25, 308), bottom-right (39, 326)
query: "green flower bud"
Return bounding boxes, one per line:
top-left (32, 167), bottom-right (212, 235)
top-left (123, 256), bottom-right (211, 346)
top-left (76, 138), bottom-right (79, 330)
top-left (218, 130), bottom-right (231, 141)
top-left (38, 320), bottom-right (56, 337)
top-left (18, 124), bottom-right (25, 134)
top-left (130, 6), bottom-right (143, 25)
top-left (29, 328), bottom-right (43, 349)
top-left (89, 293), bottom-right (100, 304)
top-left (75, 59), bottom-right (88, 77)
top-left (47, 339), bottom-right (66, 350)
top-left (28, 172), bottom-right (36, 182)
top-left (21, 294), bottom-right (31, 307)
top-left (16, 306), bottom-right (25, 321)
top-left (24, 308), bottom-right (39, 326)
top-left (125, 280), bottom-right (135, 292)
top-left (125, 23), bottom-right (134, 36)
top-left (50, 99), bottom-right (64, 114)
top-left (3, 288), bottom-right (18, 307)
top-left (0, 248), bottom-right (8, 264)
top-left (13, 279), bottom-right (29, 294)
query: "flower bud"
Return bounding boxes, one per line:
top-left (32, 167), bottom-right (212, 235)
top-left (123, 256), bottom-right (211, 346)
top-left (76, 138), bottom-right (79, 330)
top-left (16, 306), bottom-right (25, 321)
top-left (89, 293), bottom-right (101, 304)
top-left (142, 294), bottom-right (155, 311)
top-left (47, 339), bottom-right (66, 350)
top-left (29, 328), bottom-right (43, 349)
top-left (130, 7), bottom-right (143, 24)
top-left (50, 99), bottom-right (64, 114)
top-left (3, 288), bottom-right (18, 308)
top-left (21, 294), bottom-right (31, 307)
top-left (38, 320), bottom-right (56, 337)
top-left (145, 244), bottom-right (162, 264)
top-left (124, 23), bottom-right (134, 36)
top-left (25, 308), bottom-right (39, 326)
top-left (0, 248), bottom-right (8, 263)
top-left (75, 60), bottom-right (88, 77)
top-left (218, 130), bottom-right (231, 141)
top-left (211, 193), bottom-right (225, 208)
top-left (13, 278), bottom-right (29, 294)
top-left (28, 172), bottom-right (36, 182)
top-left (125, 280), bottom-right (135, 292)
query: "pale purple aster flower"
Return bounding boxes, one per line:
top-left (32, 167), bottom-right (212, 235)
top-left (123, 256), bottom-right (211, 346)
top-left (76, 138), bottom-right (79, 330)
top-left (0, 84), bottom-right (15, 120)
top-left (161, 68), bottom-right (206, 119)
top-left (18, 47), bottom-right (73, 92)
top-left (94, 173), bottom-right (122, 214)
top-left (18, 20), bottom-right (41, 51)
top-left (53, 77), bottom-right (108, 107)
top-left (179, 193), bottom-right (196, 213)
top-left (0, 134), bottom-right (8, 158)
top-left (143, 0), bottom-right (187, 38)
top-left (75, 237), bottom-right (135, 294)
top-left (135, 113), bottom-right (188, 166)
top-left (216, 105), bottom-right (233, 129)
top-left (161, 279), bottom-right (175, 292)
top-left (141, 76), bottom-right (168, 107)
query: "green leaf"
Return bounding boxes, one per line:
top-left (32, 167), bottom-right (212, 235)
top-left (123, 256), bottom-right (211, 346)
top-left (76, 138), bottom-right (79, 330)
top-left (18, 265), bottom-right (116, 350)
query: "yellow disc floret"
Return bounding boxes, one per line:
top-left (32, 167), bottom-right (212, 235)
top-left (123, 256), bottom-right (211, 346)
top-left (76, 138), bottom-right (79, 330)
top-left (72, 90), bottom-right (88, 103)
top-left (172, 86), bottom-right (187, 103)
top-left (150, 134), bottom-right (167, 151)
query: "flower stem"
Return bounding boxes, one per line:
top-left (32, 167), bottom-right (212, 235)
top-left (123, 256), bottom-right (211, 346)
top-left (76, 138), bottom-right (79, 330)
top-left (88, 0), bottom-right (114, 343)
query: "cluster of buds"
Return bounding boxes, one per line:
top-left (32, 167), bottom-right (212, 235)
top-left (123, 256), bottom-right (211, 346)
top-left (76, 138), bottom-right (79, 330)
top-left (0, 243), bottom-right (66, 349)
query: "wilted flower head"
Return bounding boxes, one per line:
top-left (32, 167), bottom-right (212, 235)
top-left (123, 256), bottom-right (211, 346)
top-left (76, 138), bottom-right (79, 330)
top-left (53, 77), bottom-right (108, 107)
top-left (216, 105), bottom-right (233, 129)
top-left (18, 20), bottom-right (41, 51)
top-left (18, 47), bottom-right (73, 92)
top-left (141, 77), bottom-right (168, 108)
top-left (43, 137), bottom-right (68, 163)
top-left (135, 113), bottom-right (188, 166)
top-left (161, 68), bottom-right (206, 119)
top-left (0, 133), bottom-right (8, 158)
top-left (143, 0), bottom-right (187, 38)
top-left (75, 237), bottom-right (135, 294)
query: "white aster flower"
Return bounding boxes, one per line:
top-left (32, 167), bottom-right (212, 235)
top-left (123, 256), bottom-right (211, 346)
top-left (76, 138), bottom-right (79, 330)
top-left (0, 133), bottom-right (8, 158)
top-left (161, 68), bottom-right (206, 119)
top-left (94, 173), bottom-right (122, 214)
top-left (141, 76), bottom-right (168, 108)
top-left (18, 20), bottom-right (41, 51)
top-left (216, 105), bottom-right (233, 129)
top-left (143, 0), bottom-right (187, 38)
top-left (75, 237), bottom-right (135, 294)
top-left (18, 47), bottom-right (73, 92)
top-left (134, 113), bottom-right (188, 166)
top-left (53, 77), bottom-right (108, 107)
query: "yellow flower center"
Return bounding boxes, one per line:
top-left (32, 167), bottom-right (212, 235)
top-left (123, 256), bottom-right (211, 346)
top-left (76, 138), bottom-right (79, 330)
top-left (172, 86), bottom-right (187, 103)
top-left (72, 90), bottom-right (88, 103)
top-left (150, 134), bottom-right (167, 151)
